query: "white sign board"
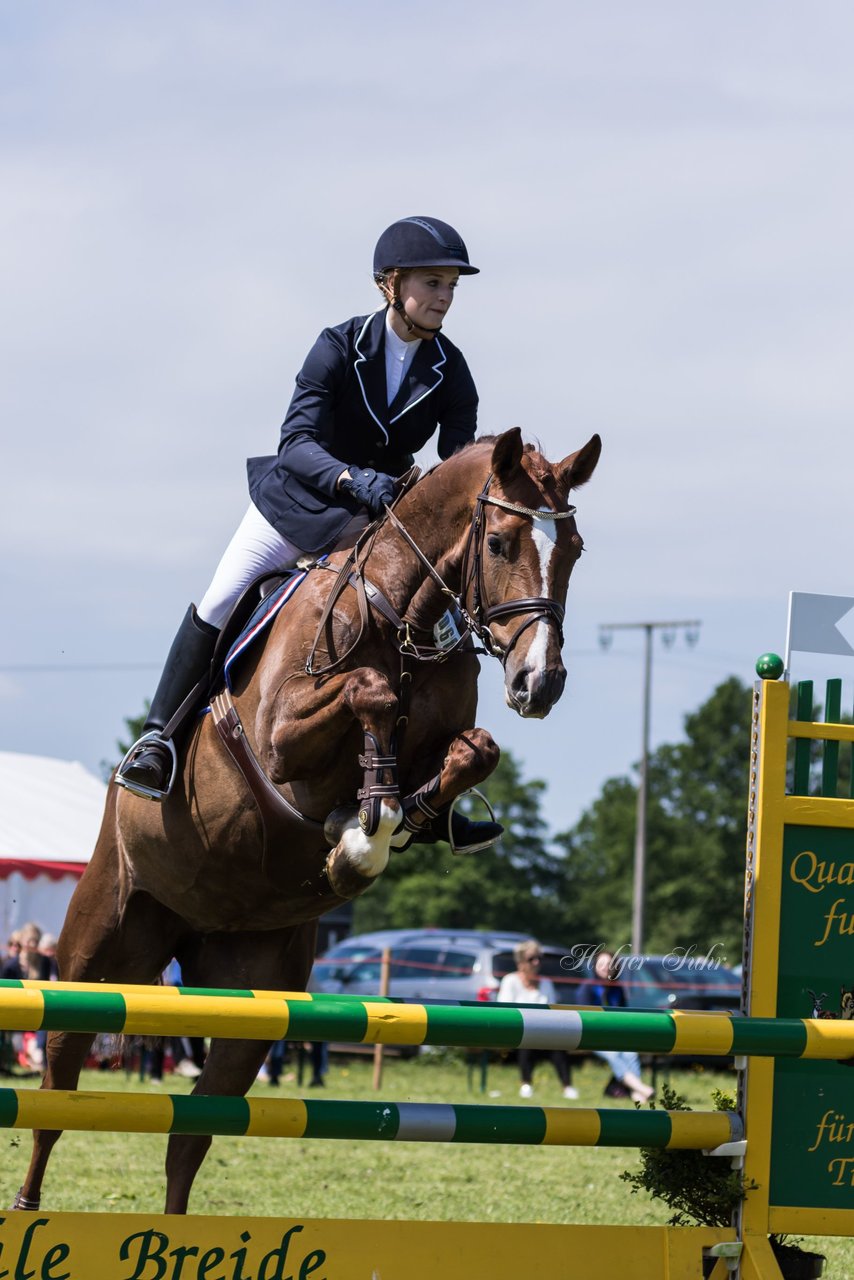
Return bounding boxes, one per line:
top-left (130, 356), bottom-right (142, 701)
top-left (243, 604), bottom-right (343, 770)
top-left (786, 592), bottom-right (854, 668)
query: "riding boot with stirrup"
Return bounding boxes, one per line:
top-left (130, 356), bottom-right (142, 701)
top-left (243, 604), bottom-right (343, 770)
top-left (430, 809), bottom-right (504, 854)
top-left (116, 604), bottom-right (219, 801)
top-left (400, 788), bottom-right (504, 855)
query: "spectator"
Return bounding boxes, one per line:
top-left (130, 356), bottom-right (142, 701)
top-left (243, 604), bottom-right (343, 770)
top-left (259, 1040), bottom-right (327, 1087)
top-left (497, 940), bottom-right (578, 1100)
top-left (1, 933), bottom-right (23, 979)
top-left (135, 959), bottom-right (205, 1082)
top-left (576, 949), bottom-right (654, 1104)
top-left (11, 924), bottom-right (46, 1069)
top-left (1, 936), bottom-right (24, 1071)
top-left (307, 1041), bottom-right (328, 1088)
top-left (18, 924), bottom-right (43, 980)
top-left (37, 934), bottom-right (59, 981)
top-left (33, 935), bottom-right (60, 1062)
top-left (260, 1038), bottom-right (293, 1086)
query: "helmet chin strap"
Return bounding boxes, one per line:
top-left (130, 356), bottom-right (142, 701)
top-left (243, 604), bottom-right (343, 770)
top-left (379, 275), bottom-right (441, 340)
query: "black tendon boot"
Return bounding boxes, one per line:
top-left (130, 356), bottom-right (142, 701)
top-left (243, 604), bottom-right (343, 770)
top-left (117, 605), bottom-right (219, 799)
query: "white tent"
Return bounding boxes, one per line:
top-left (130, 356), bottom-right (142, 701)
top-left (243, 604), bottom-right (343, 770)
top-left (0, 752), bottom-right (106, 941)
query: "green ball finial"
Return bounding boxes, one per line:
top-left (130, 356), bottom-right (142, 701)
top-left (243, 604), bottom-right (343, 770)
top-left (756, 652), bottom-right (785, 680)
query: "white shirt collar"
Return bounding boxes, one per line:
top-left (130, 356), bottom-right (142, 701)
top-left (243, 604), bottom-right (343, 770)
top-left (384, 309), bottom-right (421, 405)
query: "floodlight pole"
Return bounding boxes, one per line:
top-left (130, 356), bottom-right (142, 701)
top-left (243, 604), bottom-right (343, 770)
top-left (598, 619), bottom-right (701, 954)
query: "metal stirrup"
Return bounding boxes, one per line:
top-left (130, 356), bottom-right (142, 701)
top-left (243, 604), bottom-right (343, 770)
top-left (448, 787), bottom-right (501, 856)
top-left (114, 732), bottom-right (178, 802)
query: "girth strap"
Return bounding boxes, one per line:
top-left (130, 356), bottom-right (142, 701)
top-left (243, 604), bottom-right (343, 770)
top-left (210, 690), bottom-right (323, 839)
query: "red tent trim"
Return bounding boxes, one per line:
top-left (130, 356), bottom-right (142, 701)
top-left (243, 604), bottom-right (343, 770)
top-left (0, 859), bottom-right (86, 882)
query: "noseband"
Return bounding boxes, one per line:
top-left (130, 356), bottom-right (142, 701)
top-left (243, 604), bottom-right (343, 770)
top-left (459, 476), bottom-right (577, 664)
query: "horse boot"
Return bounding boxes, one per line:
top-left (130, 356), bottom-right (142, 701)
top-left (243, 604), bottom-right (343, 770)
top-left (397, 780), bottom-right (504, 855)
top-left (116, 604), bottom-right (219, 800)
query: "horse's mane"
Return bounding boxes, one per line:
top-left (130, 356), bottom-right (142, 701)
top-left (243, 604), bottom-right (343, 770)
top-left (434, 433), bottom-right (569, 504)
top-left (468, 432), bottom-right (544, 451)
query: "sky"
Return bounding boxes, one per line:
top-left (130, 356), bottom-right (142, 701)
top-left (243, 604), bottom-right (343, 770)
top-left (3, 1), bottom-right (854, 840)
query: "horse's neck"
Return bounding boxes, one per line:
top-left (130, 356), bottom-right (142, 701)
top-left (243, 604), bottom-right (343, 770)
top-left (367, 454), bottom-right (484, 625)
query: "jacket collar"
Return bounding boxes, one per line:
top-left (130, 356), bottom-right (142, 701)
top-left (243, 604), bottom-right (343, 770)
top-left (388, 327), bottom-right (447, 424)
top-left (353, 310), bottom-right (390, 442)
top-left (354, 309), bottom-right (448, 439)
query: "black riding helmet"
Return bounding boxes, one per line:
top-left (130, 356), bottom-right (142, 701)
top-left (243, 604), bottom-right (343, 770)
top-left (373, 217), bottom-right (480, 277)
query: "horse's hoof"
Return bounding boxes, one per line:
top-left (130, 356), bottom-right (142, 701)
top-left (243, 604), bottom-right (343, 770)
top-left (11, 1189), bottom-right (41, 1210)
top-left (323, 805), bottom-right (359, 848)
top-left (324, 844), bottom-right (380, 899)
top-left (323, 799), bottom-right (400, 897)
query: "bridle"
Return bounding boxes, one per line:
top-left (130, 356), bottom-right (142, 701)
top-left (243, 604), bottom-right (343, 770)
top-left (305, 468), bottom-right (578, 677)
top-left (458, 474), bottom-right (576, 664)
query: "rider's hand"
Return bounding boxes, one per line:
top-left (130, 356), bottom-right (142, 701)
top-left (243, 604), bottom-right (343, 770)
top-left (339, 468), bottom-right (396, 518)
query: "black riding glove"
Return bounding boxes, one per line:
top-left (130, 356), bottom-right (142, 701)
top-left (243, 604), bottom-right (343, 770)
top-left (340, 468), bottom-right (396, 519)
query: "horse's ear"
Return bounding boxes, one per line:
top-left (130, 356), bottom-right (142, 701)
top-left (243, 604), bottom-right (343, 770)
top-left (558, 433), bottom-right (601, 491)
top-left (491, 428), bottom-right (524, 480)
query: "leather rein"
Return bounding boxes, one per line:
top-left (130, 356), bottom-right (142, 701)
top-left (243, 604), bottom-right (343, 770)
top-left (305, 470), bottom-right (578, 677)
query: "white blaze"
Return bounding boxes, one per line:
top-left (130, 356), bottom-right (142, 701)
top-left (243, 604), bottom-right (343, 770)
top-left (525, 514), bottom-right (559, 678)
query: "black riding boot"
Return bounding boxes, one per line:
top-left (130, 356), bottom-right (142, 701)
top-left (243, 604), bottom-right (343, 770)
top-left (117, 604), bottom-right (219, 799)
top-left (406, 808), bottom-right (504, 854)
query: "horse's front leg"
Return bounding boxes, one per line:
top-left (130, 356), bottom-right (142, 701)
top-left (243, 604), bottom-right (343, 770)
top-left (397, 727), bottom-right (501, 849)
top-left (324, 667), bottom-right (402, 899)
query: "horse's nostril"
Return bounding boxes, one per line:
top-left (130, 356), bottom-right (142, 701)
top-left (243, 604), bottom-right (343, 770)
top-left (511, 667), bottom-right (531, 701)
top-left (509, 663), bottom-right (567, 713)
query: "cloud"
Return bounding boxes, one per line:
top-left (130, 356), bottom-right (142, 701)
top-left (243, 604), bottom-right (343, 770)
top-left (3, 1), bottom-right (854, 833)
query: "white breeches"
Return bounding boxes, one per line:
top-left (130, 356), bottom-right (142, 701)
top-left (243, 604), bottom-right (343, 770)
top-left (197, 503), bottom-right (367, 630)
top-left (197, 504), bottom-right (304, 628)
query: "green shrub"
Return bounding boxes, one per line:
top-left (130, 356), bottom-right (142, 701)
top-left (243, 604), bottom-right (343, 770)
top-left (620, 1085), bottom-right (752, 1228)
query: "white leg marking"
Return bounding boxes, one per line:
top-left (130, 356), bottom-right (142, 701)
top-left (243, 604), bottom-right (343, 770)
top-left (337, 801), bottom-right (402, 878)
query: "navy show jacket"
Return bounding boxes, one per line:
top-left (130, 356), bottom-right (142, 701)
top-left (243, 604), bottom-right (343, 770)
top-left (247, 308), bottom-right (478, 553)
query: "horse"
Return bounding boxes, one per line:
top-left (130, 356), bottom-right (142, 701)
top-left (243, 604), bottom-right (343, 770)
top-left (13, 426), bottom-right (601, 1214)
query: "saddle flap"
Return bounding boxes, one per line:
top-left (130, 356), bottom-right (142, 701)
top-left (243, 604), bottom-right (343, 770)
top-left (208, 565), bottom-right (320, 694)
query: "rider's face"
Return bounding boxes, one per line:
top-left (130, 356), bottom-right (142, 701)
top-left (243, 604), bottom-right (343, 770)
top-left (393, 267), bottom-right (459, 338)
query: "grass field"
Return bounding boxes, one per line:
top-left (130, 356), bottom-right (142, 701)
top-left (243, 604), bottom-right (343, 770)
top-left (3, 1051), bottom-right (852, 1276)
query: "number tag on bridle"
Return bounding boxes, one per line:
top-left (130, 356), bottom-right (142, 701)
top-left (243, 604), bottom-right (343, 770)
top-left (433, 609), bottom-right (463, 652)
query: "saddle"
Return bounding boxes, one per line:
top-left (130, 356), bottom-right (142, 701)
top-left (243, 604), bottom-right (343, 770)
top-left (209, 566), bottom-right (307, 692)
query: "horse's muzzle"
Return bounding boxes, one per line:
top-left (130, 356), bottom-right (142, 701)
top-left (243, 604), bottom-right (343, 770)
top-left (505, 660), bottom-right (566, 718)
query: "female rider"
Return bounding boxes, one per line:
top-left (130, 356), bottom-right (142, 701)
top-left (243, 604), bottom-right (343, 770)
top-left (117, 216), bottom-right (501, 852)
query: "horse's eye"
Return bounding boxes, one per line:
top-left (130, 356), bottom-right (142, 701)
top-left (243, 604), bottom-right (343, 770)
top-left (487, 535), bottom-right (503, 556)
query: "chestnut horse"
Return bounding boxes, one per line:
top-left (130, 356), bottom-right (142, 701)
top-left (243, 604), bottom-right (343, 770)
top-left (14, 427), bottom-right (600, 1214)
